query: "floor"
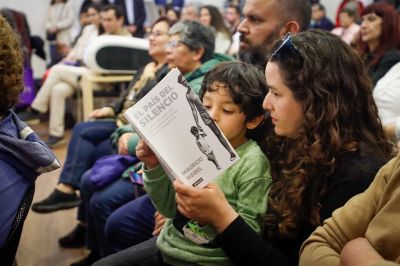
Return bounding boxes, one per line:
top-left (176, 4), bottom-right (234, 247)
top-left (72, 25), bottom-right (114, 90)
top-left (15, 122), bottom-right (88, 266)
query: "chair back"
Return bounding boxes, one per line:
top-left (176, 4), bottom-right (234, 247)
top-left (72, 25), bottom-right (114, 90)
top-left (83, 35), bottom-right (151, 74)
top-left (0, 183), bottom-right (35, 266)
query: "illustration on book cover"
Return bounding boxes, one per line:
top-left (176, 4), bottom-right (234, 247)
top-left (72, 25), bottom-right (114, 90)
top-left (124, 68), bottom-right (239, 188)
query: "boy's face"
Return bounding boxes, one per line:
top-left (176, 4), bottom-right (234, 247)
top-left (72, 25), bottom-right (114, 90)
top-left (202, 81), bottom-right (248, 148)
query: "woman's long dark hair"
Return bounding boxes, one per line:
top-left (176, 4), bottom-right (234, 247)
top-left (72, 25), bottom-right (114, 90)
top-left (264, 29), bottom-right (393, 238)
top-left (201, 5), bottom-right (231, 38)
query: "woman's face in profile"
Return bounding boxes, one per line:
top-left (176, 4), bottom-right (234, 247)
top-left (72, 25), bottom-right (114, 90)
top-left (166, 33), bottom-right (200, 74)
top-left (148, 21), bottom-right (169, 58)
top-left (200, 8), bottom-right (212, 26)
top-left (360, 13), bottom-right (382, 48)
top-left (263, 62), bottom-right (304, 138)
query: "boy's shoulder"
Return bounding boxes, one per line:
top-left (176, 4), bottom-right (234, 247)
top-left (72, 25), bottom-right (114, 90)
top-left (229, 140), bottom-right (270, 176)
top-left (236, 140), bottom-right (268, 162)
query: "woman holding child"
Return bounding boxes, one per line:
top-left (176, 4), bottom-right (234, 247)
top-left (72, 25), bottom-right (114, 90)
top-left (94, 30), bottom-right (393, 266)
top-left (174, 30), bottom-right (393, 265)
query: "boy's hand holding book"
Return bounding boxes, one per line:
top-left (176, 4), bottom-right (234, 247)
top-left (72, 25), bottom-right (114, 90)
top-left (174, 181), bottom-right (239, 232)
top-left (136, 139), bottom-right (159, 169)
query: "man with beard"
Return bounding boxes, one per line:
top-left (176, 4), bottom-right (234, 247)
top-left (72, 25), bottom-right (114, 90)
top-left (238, 0), bottom-right (311, 69)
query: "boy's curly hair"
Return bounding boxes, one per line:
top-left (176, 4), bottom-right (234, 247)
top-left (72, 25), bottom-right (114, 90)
top-left (0, 15), bottom-right (23, 116)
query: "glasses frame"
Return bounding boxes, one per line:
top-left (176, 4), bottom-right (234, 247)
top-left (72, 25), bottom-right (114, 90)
top-left (165, 39), bottom-right (194, 50)
top-left (149, 30), bottom-right (168, 37)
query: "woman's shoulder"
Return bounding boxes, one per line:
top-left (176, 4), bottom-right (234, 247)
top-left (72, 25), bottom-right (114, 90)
top-left (333, 149), bottom-right (388, 182)
top-left (381, 49), bottom-right (400, 64)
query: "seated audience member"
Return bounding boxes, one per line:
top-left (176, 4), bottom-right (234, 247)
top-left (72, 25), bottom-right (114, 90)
top-left (336, 0), bottom-right (364, 26)
top-left (199, 5), bottom-right (232, 54)
top-left (180, 3), bottom-right (200, 21)
top-left (45, 0), bottom-right (75, 66)
top-left (225, 4), bottom-right (241, 35)
top-left (90, 19), bottom-right (234, 261)
top-left (331, 8), bottom-right (360, 45)
top-left (114, 0), bottom-right (146, 37)
top-left (355, 3), bottom-right (400, 144)
top-left (0, 15), bottom-right (60, 249)
top-left (165, 4), bottom-right (180, 23)
top-left (94, 60), bottom-right (272, 266)
top-left (225, 4), bottom-right (241, 56)
top-left (310, 3), bottom-right (335, 31)
top-left (237, 0), bottom-right (311, 69)
top-left (65, 17), bottom-right (174, 266)
top-left (128, 30), bottom-right (393, 266)
top-left (30, 16), bottom-right (173, 216)
top-left (299, 154), bottom-right (400, 266)
top-left (80, 0), bottom-right (110, 14)
top-left (58, 4), bottom-right (102, 65)
top-left (22, 5), bottom-right (131, 147)
top-left (165, 20), bottom-right (233, 93)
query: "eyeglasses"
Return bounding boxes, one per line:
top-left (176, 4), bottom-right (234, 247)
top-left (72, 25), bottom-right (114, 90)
top-left (149, 30), bottom-right (168, 37)
top-left (165, 39), bottom-right (187, 49)
top-left (270, 33), bottom-right (303, 63)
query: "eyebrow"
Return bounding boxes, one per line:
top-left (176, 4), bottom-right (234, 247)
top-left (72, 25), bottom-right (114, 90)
top-left (266, 83), bottom-right (276, 90)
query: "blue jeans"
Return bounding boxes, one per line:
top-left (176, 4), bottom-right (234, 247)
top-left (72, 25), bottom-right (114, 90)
top-left (105, 194), bottom-right (156, 255)
top-left (59, 120), bottom-right (117, 189)
top-left (80, 170), bottom-right (145, 257)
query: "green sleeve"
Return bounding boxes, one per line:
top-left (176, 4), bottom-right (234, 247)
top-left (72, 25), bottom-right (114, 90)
top-left (110, 124), bottom-right (136, 148)
top-left (235, 175), bottom-right (272, 234)
top-left (143, 165), bottom-right (177, 217)
top-left (188, 76), bottom-right (203, 95)
top-left (127, 132), bottom-right (140, 155)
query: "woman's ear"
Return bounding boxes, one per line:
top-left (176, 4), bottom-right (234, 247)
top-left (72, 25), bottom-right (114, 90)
top-left (193, 47), bottom-right (205, 62)
top-left (246, 114), bottom-right (264, 130)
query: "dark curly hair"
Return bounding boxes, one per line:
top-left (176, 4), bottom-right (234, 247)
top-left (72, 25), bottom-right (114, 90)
top-left (264, 29), bottom-right (393, 238)
top-left (0, 15), bottom-right (23, 117)
top-left (200, 61), bottom-right (269, 151)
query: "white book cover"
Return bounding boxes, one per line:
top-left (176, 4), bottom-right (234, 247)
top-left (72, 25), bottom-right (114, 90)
top-left (124, 68), bottom-right (240, 188)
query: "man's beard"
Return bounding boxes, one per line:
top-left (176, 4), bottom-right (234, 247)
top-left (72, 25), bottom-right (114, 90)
top-left (238, 29), bottom-right (282, 70)
top-left (238, 48), bottom-right (268, 70)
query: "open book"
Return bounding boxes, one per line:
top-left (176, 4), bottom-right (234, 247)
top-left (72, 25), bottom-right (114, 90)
top-left (124, 68), bottom-right (240, 188)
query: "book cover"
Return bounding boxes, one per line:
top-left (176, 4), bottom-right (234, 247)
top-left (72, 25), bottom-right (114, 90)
top-left (124, 68), bottom-right (240, 188)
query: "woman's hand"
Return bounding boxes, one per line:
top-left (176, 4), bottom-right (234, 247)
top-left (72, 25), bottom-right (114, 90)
top-left (152, 211), bottom-right (166, 236)
top-left (340, 237), bottom-right (384, 266)
top-left (117, 132), bottom-right (134, 155)
top-left (135, 139), bottom-right (159, 169)
top-left (89, 107), bottom-right (114, 119)
top-left (173, 181), bottom-right (238, 233)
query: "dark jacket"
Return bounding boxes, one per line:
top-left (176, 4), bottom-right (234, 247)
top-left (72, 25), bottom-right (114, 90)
top-left (215, 150), bottom-right (387, 266)
top-left (369, 49), bottom-right (400, 86)
top-left (114, 0), bottom-right (146, 38)
top-left (0, 111), bottom-right (60, 248)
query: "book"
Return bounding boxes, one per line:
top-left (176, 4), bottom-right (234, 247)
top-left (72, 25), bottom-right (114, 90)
top-left (124, 68), bottom-right (240, 188)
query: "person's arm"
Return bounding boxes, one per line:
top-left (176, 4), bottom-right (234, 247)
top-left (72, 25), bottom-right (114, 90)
top-left (173, 180), bottom-right (288, 265)
top-left (340, 238), bottom-right (385, 266)
top-left (138, 140), bottom-right (177, 217)
top-left (56, 2), bottom-right (74, 31)
top-left (174, 182), bottom-right (289, 265)
top-left (299, 159), bottom-right (392, 266)
top-left (215, 216), bottom-right (290, 266)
